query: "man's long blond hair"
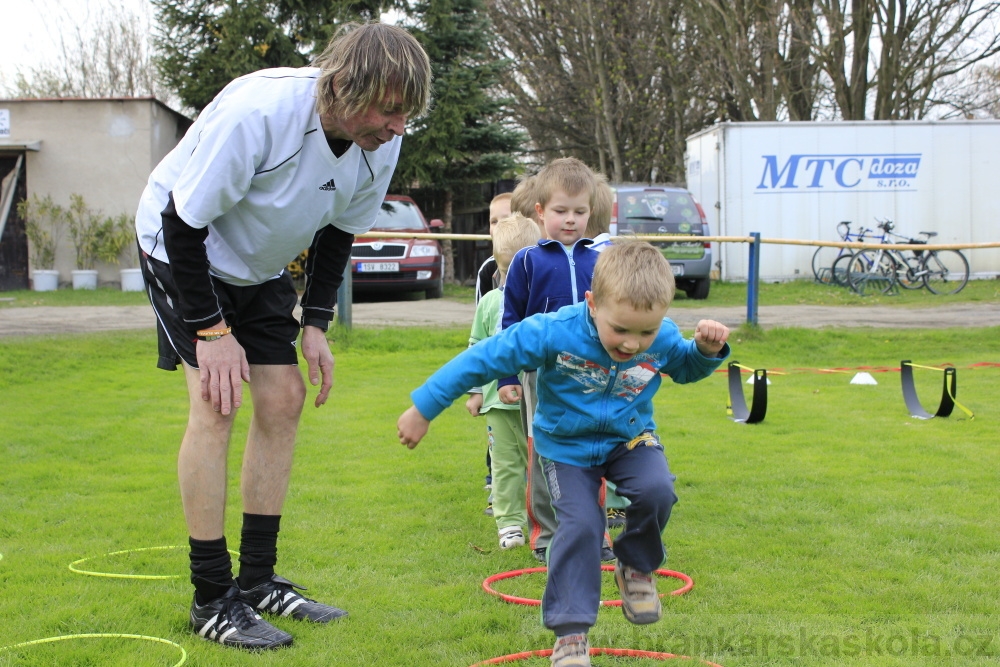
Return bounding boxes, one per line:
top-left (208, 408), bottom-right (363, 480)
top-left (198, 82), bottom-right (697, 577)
top-left (313, 22), bottom-right (431, 121)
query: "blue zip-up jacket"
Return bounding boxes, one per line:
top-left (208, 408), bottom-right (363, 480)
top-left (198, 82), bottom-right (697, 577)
top-left (411, 301), bottom-right (729, 468)
top-left (499, 238), bottom-right (599, 388)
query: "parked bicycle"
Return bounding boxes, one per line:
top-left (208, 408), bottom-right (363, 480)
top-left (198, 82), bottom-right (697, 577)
top-left (846, 220), bottom-right (970, 296)
top-left (811, 221), bottom-right (873, 286)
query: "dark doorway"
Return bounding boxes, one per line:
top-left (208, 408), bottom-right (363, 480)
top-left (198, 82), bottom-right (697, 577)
top-left (0, 153), bottom-right (29, 290)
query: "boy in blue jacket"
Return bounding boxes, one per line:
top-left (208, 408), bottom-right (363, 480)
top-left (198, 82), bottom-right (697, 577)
top-left (397, 242), bottom-right (730, 667)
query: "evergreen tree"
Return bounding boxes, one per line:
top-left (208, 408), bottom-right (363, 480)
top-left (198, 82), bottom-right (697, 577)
top-left (393, 0), bottom-right (524, 282)
top-left (152, 0), bottom-right (395, 112)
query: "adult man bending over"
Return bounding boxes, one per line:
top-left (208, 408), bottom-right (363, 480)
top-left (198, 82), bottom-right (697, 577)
top-left (134, 22), bottom-right (431, 650)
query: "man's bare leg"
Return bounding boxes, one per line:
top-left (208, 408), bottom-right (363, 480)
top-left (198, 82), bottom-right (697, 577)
top-left (179, 361), bottom-right (237, 540)
top-left (235, 364), bottom-right (347, 622)
top-left (241, 364), bottom-right (306, 515)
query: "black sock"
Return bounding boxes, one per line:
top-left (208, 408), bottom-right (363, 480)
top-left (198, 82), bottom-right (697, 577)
top-left (189, 536), bottom-right (234, 605)
top-left (237, 513), bottom-right (281, 590)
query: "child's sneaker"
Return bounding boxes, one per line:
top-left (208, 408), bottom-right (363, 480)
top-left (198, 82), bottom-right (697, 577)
top-left (614, 560), bottom-right (662, 624)
top-left (498, 526), bottom-right (525, 549)
top-left (550, 633), bottom-right (590, 666)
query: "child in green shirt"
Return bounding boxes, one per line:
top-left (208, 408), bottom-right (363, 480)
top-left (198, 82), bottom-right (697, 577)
top-left (464, 213), bottom-right (542, 549)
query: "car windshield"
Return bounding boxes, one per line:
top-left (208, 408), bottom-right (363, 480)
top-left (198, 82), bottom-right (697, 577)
top-left (373, 200), bottom-right (426, 231)
top-left (619, 191), bottom-right (701, 228)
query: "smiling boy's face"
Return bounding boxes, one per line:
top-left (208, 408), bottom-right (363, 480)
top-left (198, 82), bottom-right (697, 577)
top-left (585, 291), bottom-right (667, 362)
top-left (536, 188), bottom-right (590, 245)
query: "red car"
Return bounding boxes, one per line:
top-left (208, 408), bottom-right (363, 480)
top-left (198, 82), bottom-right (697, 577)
top-left (351, 195), bottom-right (445, 299)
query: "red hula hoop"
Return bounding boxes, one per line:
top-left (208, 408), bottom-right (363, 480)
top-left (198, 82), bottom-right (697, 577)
top-left (469, 647), bottom-right (723, 666)
top-left (482, 565), bottom-right (693, 607)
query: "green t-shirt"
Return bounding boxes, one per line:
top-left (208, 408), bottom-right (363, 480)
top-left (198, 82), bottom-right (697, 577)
top-left (469, 287), bottom-right (519, 412)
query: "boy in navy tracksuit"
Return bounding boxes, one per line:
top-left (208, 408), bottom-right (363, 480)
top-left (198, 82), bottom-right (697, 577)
top-left (397, 242), bottom-right (730, 667)
top-left (498, 157), bottom-right (607, 562)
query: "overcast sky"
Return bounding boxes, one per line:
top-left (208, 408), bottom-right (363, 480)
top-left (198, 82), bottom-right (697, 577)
top-left (0, 0), bottom-right (153, 92)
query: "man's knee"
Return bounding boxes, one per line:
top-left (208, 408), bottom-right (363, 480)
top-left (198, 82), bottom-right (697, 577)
top-left (250, 366), bottom-right (307, 418)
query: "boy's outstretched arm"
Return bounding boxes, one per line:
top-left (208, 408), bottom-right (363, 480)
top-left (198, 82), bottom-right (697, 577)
top-left (694, 319), bottom-right (730, 357)
top-left (397, 405), bottom-right (430, 449)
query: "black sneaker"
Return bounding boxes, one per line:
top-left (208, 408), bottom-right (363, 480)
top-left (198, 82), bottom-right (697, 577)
top-left (606, 508), bottom-right (626, 528)
top-left (532, 547), bottom-right (547, 563)
top-left (240, 574), bottom-right (347, 623)
top-left (190, 587), bottom-right (293, 650)
top-left (601, 546), bottom-right (616, 562)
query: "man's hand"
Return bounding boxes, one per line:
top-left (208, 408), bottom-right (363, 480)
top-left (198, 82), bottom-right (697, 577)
top-left (301, 325), bottom-right (334, 407)
top-left (498, 384), bottom-right (522, 405)
top-left (397, 405), bottom-right (430, 449)
top-left (465, 392), bottom-right (484, 417)
top-left (694, 319), bottom-right (730, 357)
top-left (196, 324), bottom-right (250, 416)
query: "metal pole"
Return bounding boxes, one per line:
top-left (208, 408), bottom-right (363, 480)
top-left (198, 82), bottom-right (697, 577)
top-left (337, 260), bottom-right (352, 329)
top-left (746, 232), bottom-right (760, 327)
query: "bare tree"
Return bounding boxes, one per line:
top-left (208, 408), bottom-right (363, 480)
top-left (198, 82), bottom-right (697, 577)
top-left (487, 0), bottom-right (709, 183)
top-left (9, 1), bottom-right (168, 101)
top-left (815, 0), bottom-right (1000, 119)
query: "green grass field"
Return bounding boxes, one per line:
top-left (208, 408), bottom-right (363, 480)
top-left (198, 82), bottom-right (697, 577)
top-left (1, 315), bottom-right (999, 665)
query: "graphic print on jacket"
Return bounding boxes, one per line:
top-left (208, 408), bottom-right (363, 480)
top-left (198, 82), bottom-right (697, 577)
top-left (555, 352), bottom-right (660, 400)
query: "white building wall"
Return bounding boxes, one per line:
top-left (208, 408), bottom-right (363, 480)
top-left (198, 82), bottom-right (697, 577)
top-left (0, 97), bottom-right (190, 284)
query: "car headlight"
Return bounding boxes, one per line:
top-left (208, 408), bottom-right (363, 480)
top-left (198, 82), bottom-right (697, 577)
top-left (410, 245), bottom-right (440, 257)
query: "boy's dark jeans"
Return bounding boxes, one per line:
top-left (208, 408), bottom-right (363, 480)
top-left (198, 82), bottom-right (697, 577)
top-left (540, 439), bottom-right (677, 635)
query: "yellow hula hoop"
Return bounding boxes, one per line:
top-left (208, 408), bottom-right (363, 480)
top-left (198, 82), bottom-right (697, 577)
top-left (0, 633), bottom-right (186, 667)
top-left (69, 545), bottom-right (240, 580)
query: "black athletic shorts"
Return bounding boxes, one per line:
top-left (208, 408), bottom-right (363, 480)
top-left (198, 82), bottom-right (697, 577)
top-left (142, 252), bottom-right (300, 371)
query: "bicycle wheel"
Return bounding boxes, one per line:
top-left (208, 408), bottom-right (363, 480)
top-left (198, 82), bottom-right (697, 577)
top-left (922, 249), bottom-right (970, 295)
top-left (830, 251), bottom-right (856, 287)
top-left (848, 249), bottom-right (896, 296)
top-left (811, 246), bottom-right (840, 284)
top-left (895, 252), bottom-right (924, 290)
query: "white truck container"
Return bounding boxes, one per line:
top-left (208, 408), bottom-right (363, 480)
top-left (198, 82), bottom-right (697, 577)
top-left (684, 120), bottom-right (1000, 282)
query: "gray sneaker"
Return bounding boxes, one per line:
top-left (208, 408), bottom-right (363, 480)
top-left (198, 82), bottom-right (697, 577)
top-left (614, 560), bottom-right (662, 624)
top-left (190, 587), bottom-right (293, 650)
top-left (550, 633), bottom-right (590, 667)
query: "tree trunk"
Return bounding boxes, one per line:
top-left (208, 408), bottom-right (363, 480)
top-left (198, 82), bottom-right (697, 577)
top-left (584, 0), bottom-right (624, 182)
top-left (442, 187), bottom-right (455, 284)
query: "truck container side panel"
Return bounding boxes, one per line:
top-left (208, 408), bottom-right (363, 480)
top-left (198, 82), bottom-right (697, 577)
top-left (686, 121), bottom-right (1000, 281)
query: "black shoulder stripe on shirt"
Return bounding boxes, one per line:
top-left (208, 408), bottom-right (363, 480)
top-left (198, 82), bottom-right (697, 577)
top-left (361, 150), bottom-right (375, 183)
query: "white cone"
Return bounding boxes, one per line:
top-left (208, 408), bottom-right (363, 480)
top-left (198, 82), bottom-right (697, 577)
top-left (850, 372), bottom-right (878, 385)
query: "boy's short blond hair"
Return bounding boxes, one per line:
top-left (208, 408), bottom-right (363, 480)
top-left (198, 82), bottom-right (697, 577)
top-left (534, 157), bottom-right (601, 210)
top-left (589, 174), bottom-right (613, 236)
top-left (313, 22), bottom-right (431, 121)
top-left (492, 213), bottom-right (541, 275)
top-left (510, 175), bottom-right (539, 223)
top-left (491, 192), bottom-right (513, 207)
top-left (590, 241), bottom-right (676, 310)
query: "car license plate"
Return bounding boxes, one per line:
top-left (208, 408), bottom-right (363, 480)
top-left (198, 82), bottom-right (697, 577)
top-left (358, 262), bottom-right (399, 272)
top-left (671, 265), bottom-right (684, 276)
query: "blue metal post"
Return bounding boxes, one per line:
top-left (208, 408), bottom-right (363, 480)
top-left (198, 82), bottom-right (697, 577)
top-left (746, 232), bottom-right (760, 326)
